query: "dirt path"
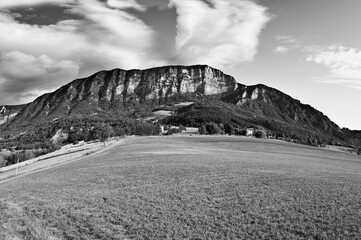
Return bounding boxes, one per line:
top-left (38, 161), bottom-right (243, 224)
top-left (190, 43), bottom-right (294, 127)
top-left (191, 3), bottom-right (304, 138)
top-left (0, 137), bottom-right (129, 184)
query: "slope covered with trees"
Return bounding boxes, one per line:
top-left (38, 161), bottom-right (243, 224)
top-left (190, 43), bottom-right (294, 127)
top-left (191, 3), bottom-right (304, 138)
top-left (0, 65), bottom-right (360, 159)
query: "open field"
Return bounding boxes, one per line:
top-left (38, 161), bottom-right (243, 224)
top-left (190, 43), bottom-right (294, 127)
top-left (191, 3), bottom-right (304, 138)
top-left (0, 137), bottom-right (127, 183)
top-left (0, 136), bottom-right (360, 239)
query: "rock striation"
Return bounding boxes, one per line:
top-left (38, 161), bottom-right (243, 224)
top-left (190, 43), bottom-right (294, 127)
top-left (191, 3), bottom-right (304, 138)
top-left (0, 105), bottom-right (26, 126)
top-left (1, 65), bottom-right (236, 126)
top-left (0, 64), bottom-right (359, 147)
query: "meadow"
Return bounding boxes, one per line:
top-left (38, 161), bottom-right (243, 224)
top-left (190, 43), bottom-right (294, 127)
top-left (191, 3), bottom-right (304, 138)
top-left (0, 136), bottom-right (360, 239)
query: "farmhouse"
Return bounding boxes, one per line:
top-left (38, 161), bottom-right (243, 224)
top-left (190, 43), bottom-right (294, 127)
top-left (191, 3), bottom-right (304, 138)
top-left (246, 128), bottom-right (255, 136)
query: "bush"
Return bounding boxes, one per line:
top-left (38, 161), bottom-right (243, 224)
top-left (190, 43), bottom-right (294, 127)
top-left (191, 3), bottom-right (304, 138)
top-left (114, 126), bottom-right (126, 137)
top-left (67, 131), bottom-right (86, 144)
top-left (179, 125), bottom-right (186, 133)
top-left (224, 123), bottom-right (234, 135)
top-left (3, 150), bottom-right (34, 166)
top-left (133, 123), bottom-right (161, 136)
top-left (166, 128), bottom-right (181, 135)
top-left (255, 130), bottom-right (266, 138)
top-left (198, 125), bottom-right (207, 135)
top-left (0, 155), bottom-right (6, 168)
top-left (205, 122), bottom-right (222, 135)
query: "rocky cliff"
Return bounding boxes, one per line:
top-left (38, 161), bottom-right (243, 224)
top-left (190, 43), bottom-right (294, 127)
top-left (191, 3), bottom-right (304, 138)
top-left (0, 105), bottom-right (26, 126)
top-left (3, 65), bottom-right (236, 127)
top-left (0, 64), bottom-right (359, 148)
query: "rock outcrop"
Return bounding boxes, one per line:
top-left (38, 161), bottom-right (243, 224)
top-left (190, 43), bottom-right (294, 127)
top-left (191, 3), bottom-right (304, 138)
top-left (4, 65), bottom-right (237, 127)
top-left (0, 64), bottom-right (359, 147)
top-left (0, 105), bottom-right (26, 126)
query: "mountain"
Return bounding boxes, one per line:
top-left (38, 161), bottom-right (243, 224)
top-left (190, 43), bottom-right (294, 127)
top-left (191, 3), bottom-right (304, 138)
top-left (0, 104), bottom-right (27, 126)
top-left (0, 65), bottom-right (359, 148)
top-left (1, 65), bottom-right (236, 129)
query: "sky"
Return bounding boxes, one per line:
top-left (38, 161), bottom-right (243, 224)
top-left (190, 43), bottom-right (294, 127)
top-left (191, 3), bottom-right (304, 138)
top-left (0, 0), bottom-right (360, 130)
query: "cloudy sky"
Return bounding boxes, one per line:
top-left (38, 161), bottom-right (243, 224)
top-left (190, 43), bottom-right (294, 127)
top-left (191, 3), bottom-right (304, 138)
top-left (0, 0), bottom-right (360, 129)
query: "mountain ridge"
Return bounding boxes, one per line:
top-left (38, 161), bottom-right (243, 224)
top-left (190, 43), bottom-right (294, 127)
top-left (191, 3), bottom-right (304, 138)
top-left (0, 64), bottom-right (360, 148)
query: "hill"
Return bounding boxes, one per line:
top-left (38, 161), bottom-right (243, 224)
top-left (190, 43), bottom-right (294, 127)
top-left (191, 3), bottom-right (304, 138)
top-left (0, 65), bottom-right (360, 149)
top-left (0, 105), bottom-right (27, 126)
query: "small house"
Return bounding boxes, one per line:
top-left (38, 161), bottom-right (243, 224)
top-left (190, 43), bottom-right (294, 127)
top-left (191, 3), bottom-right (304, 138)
top-left (246, 128), bottom-right (255, 136)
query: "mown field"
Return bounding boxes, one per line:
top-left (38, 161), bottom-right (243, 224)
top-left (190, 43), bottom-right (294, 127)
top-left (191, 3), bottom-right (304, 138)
top-left (0, 136), bottom-right (360, 239)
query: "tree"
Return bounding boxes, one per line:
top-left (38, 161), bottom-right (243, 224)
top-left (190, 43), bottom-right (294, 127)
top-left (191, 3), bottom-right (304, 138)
top-left (0, 155), bottom-right (6, 168)
top-left (98, 124), bottom-right (111, 146)
top-left (179, 125), bottom-right (186, 133)
top-left (206, 122), bottom-right (221, 135)
top-left (88, 124), bottom-right (111, 146)
top-left (224, 123), bottom-right (234, 135)
top-left (198, 125), bottom-right (207, 135)
top-left (255, 130), bottom-right (266, 138)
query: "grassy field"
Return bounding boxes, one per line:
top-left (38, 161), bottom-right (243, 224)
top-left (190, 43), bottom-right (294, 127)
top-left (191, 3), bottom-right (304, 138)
top-left (0, 136), bottom-right (360, 239)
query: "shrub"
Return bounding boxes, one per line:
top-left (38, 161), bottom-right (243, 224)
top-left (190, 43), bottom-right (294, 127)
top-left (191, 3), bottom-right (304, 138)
top-left (255, 130), bottom-right (266, 138)
top-left (114, 126), bottom-right (126, 137)
top-left (224, 123), bottom-right (234, 135)
top-left (3, 150), bottom-right (34, 166)
top-left (0, 155), bottom-right (6, 168)
top-left (206, 122), bottom-right (222, 135)
top-left (166, 128), bottom-right (181, 135)
top-left (179, 125), bottom-right (186, 133)
top-left (198, 125), bottom-right (207, 135)
top-left (133, 123), bottom-right (161, 136)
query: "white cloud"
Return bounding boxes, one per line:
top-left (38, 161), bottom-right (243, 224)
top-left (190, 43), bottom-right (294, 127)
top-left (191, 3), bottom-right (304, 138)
top-left (306, 45), bottom-right (361, 90)
top-left (107, 0), bottom-right (146, 11)
top-left (273, 46), bottom-right (291, 54)
top-left (0, 51), bottom-right (79, 103)
top-left (170, 0), bottom-right (271, 68)
top-left (273, 35), bottom-right (361, 90)
top-left (0, 0), bottom-right (163, 104)
top-left (275, 35), bottom-right (299, 44)
top-left (272, 34), bottom-right (303, 54)
top-left (0, 0), bottom-right (74, 9)
top-left (0, 0), bottom-right (271, 104)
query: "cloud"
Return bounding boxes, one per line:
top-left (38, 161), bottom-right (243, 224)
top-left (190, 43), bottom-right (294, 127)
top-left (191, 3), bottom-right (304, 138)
top-left (272, 35), bottom-right (303, 54)
top-left (273, 35), bottom-right (361, 90)
top-left (0, 0), bottom-right (74, 9)
top-left (274, 35), bottom-right (299, 44)
top-left (137, 0), bottom-right (169, 10)
top-left (0, 0), bottom-right (163, 104)
top-left (0, 51), bottom-right (79, 103)
top-left (0, 0), bottom-right (271, 104)
top-left (106, 0), bottom-right (146, 11)
top-left (306, 46), bottom-right (361, 90)
top-left (170, 0), bottom-right (271, 68)
top-left (0, 9), bottom-right (23, 19)
top-left (273, 46), bottom-right (291, 54)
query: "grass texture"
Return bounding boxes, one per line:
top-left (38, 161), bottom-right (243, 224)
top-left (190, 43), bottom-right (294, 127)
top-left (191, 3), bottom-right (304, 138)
top-left (0, 136), bottom-right (360, 239)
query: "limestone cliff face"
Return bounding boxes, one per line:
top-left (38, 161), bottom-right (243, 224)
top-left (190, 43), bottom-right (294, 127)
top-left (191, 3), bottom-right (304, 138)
top-left (0, 105), bottom-right (26, 126)
top-left (0, 64), bottom-right (359, 147)
top-left (5, 65), bottom-right (237, 125)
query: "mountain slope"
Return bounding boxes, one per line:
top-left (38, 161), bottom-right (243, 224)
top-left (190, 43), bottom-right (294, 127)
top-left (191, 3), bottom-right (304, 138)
top-left (1, 65), bottom-right (235, 129)
top-left (0, 65), bottom-right (359, 148)
top-left (225, 84), bottom-right (343, 134)
top-left (0, 105), bottom-right (27, 126)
